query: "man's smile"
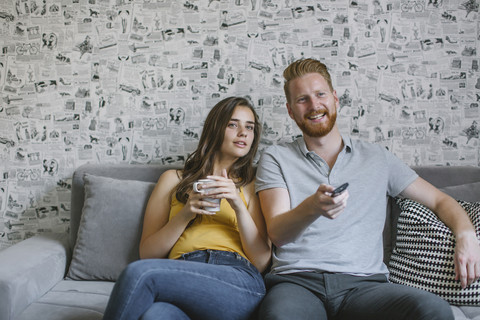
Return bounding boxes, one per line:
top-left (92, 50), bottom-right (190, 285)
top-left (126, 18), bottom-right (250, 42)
top-left (307, 111), bottom-right (327, 121)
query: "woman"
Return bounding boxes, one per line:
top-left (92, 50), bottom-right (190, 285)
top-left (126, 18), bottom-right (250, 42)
top-left (103, 97), bottom-right (271, 320)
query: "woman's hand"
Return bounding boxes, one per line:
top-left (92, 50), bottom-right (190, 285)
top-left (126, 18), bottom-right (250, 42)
top-left (206, 169), bottom-right (244, 212)
top-left (180, 189), bottom-right (219, 219)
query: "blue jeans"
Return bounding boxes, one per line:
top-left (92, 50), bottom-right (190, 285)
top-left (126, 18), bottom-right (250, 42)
top-left (103, 250), bottom-right (265, 320)
top-left (259, 272), bottom-right (453, 320)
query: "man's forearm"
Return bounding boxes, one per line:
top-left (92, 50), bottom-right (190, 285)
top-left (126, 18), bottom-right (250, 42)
top-left (267, 195), bottom-right (320, 247)
top-left (433, 195), bottom-right (476, 236)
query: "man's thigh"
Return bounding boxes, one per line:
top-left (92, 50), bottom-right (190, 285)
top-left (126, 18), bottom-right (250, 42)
top-left (337, 280), bottom-right (453, 320)
top-left (258, 281), bottom-right (327, 320)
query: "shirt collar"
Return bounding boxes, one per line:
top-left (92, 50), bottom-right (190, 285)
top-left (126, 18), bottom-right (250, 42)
top-left (296, 135), bottom-right (352, 158)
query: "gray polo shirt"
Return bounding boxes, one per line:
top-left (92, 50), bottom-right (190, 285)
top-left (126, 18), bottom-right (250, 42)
top-left (255, 136), bottom-right (418, 276)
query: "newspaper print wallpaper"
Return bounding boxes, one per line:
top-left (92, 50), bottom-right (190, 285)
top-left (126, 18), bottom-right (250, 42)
top-left (0, 0), bottom-right (479, 249)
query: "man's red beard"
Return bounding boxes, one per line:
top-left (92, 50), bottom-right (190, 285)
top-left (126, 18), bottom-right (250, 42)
top-left (294, 109), bottom-right (337, 138)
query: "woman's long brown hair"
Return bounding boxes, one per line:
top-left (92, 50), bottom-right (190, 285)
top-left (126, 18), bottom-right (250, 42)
top-left (174, 96), bottom-right (261, 203)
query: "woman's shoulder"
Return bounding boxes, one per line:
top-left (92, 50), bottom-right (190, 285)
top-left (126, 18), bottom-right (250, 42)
top-left (161, 168), bottom-right (182, 179)
top-left (156, 169), bottom-right (182, 189)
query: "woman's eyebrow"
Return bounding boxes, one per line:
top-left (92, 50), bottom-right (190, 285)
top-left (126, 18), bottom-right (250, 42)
top-left (230, 118), bottom-right (255, 125)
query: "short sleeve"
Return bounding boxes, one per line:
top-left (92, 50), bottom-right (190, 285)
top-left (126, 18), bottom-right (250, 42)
top-left (255, 147), bottom-right (287, 193)
top-left (384, 149), bottom-right (418, 197)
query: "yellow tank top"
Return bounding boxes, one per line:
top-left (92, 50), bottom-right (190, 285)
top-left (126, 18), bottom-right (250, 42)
top-left (168, 187), bottom-right (248, 260)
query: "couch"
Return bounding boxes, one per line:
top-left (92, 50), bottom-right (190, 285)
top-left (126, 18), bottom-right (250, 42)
top-left (1, 163), bottom-right (479, 320)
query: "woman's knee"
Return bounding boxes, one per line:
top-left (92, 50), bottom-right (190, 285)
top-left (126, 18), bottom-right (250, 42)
top-left (119, 260), bottom-right (149, 280)
top-left (140, 302), bottom-right (190, 320)
top-left (116, 259), bottom-right (162, 291)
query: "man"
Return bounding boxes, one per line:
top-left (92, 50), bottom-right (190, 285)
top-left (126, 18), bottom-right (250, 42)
top-left (255, 58), bottom-right (480, 320)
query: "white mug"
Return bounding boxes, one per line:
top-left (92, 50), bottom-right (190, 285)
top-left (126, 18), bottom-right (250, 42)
top-left (193, 179), bottom-right (221, 212)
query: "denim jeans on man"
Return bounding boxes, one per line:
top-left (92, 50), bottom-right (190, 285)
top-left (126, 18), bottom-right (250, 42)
top-left (102, 250), bottom-right (265, 320)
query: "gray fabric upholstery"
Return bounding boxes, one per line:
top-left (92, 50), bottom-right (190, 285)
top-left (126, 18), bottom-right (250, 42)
top-left (67, 174), bottom-right (155, 281)
top-left (69, 164), bottom-right (179, 252)
top-left (1, 163), bottom-right (479, 320)
top-left (16, 280), bottom-right (114, 320)
top-left (440, 182), bottom-right (480, 203)
top-left (452, 306), bottom-right (480, 320)
top-left (0, 233), bottom-right (69, 320)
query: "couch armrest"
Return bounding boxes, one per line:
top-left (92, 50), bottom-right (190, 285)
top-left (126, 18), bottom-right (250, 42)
top-left (0, 233), bottom-right (70, 320)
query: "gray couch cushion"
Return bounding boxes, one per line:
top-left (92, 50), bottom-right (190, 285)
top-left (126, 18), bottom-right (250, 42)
top-left (440, 182), bottom-right (480, 203)
top-left (70, 164), bottom-right (177, 252)
top-left (67, 174), bottom-right (155, 281)
top-left (16, 280), bottom-right (114, 320)
top-left (452, 305), bottom-right (480, 320)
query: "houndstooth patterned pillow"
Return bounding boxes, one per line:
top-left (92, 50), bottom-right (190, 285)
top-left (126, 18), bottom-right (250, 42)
top-left (389, 198), bottom-right (480, 305)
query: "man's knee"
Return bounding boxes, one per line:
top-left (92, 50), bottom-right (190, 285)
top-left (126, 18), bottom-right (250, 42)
top-left (405, 290), bottom-right (453, 320)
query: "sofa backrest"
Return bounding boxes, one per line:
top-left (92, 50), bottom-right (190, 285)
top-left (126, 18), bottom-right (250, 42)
top-left (71, 164), bottom-right (480, 266)
top-left (383, 165), bottom-right (480, 264)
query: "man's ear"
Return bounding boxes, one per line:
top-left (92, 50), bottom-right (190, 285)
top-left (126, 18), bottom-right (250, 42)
top-left (286, 103), bottom-right (294, 120)
top-left (333, 90), bottom-right (340, 110)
